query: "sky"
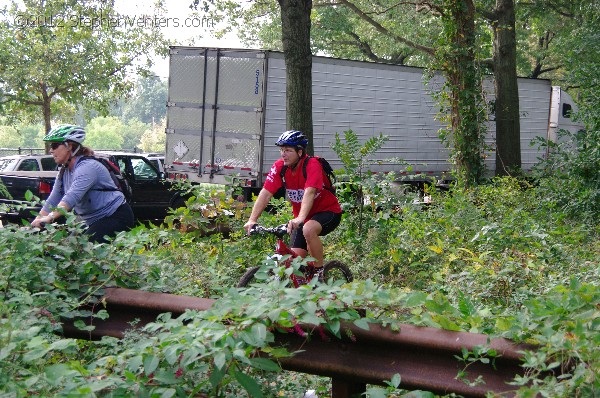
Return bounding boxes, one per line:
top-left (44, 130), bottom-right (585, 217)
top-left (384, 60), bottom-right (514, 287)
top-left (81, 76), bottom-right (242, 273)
top-left (114, 0), bottom-right (245, 79)
top-left (1, 0), bottom-right (246, 79)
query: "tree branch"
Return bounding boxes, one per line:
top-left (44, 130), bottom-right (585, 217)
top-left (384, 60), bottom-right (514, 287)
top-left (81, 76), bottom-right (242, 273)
top-left (475, 5), bottom-right (497, 22)
top-left (338, 0), bottom-right (435, 56)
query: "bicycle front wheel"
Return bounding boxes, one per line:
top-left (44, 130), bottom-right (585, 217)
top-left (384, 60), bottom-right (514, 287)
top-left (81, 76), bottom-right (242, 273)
top-left (237, 266), bottom-right (261, 288)
top-left (323, 260), bottom-right (353, 284)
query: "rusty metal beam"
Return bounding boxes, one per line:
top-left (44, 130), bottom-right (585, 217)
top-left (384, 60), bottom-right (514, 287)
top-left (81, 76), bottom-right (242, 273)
top-left (62, 288), bottom-right (533, 398)
top-left (273, 323), bottom-right (529, 398)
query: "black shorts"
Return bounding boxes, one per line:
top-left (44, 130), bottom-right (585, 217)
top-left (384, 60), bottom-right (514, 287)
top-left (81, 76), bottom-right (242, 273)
top-left (86, 202), bottom-right (135, 244)
top-left (290, 211), bottom-right (342, 250)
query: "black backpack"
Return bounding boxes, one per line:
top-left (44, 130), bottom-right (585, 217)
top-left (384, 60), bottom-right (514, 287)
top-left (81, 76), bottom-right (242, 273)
top-left (88, 156), bottom-right (133, 203)
top-left (60, 156), bottom-right (133, 203)
top-left (280, 156), bottom-right (336, 195)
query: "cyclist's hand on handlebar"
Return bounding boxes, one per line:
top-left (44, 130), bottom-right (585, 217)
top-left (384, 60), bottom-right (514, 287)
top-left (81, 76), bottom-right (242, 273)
top-left (287, 218), bottom-right (304, 234)
top-left (31, 216), bottom-right (52, 229)
top-left (243, 220), bottom-right (258, 235)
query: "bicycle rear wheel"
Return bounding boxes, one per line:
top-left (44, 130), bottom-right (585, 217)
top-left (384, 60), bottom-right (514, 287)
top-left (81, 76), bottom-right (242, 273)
top-left (322, 260), bottom-right (353, 284)
top-left (237, 266), bottom-right (262, 288)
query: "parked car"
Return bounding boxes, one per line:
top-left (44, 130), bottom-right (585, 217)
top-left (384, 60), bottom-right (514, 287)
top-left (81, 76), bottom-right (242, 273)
top-left (1, 152), bottom-right (186, 223)
top-left (140, 153), bottom-right (165, 174)
top-left (0, 154), bottom-right (57, 172)
top-left (98, 152), bottom-right (184, 221)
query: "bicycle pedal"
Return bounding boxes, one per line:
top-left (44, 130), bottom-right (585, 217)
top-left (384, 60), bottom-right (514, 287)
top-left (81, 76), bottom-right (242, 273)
top-left (315, 268), bottom-right (325, 282)
top-left (296, 277), bottom-right (308, 285)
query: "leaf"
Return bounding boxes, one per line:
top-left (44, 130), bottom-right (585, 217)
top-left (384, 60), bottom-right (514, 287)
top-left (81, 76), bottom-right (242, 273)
top-left (234, 370), bottom-right (264, 398)
top-left (251, 323), bottom-right (267, 343)
top-left (432, 315), bottom-right (462, 331)
top-left (457, 293), bottom-right (475, 317)
top-left (388, 373), bottom-right (401, 388)
top-left (159, 388), bottom-right (176, 398)
top-left (49, 339), bottom-right (75, 351)
top-left (249, 357), bottom-right (281, 372)
top-left (153, 370), bottom-right (179, 385)
top-left (428, 245), bottom-right (443, 254)
top-left (300, 312), bottom-right (322, 326)
top-left (144, 355), bottom-right (160, 375)
top-left (73, 319), bottom-right (96, 332)
top-left (302, 301), bottom-right (318, 313)
top-left (240, 323), bottom-right (269, 346)
top-left (209, 365), bottom-right (226, 388)
top-left (95, 309), bottom-right (110, 320)
top-left (23, 346), bottom-right (50, 362)
top-left (127, 356), bottom-right (143, 372)
top-left (405, 291), bottom-right (428, 307)
top-left (213, 352), bottom-right (226, 370)
top-left (495, 317), bottom-right (513, 331)
top-left (44, 363), bottom-right (73, 385)
top-left (261, 346), bottom-right (293, 359)
top-left (124, 370), bottom-right (137, 381)
top-left (353, 317), bottom-right (371, 330)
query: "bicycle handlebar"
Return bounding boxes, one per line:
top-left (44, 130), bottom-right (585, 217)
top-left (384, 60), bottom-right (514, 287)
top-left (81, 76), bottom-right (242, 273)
top-left (249, 223), bottom-right (288, 238)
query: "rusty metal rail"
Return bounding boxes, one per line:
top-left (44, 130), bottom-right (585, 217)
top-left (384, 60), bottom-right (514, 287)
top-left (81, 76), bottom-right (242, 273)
top-left (62, 288), bottom-right (533, 398)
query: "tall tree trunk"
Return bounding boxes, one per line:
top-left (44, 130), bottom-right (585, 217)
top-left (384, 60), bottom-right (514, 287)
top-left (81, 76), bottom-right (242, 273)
top-left (278, 0), bottom-right (314, 154)
top-left (493, 0), bottom-right (521, 176)
top-left (444, 0), bottom-right (485, 187)
top-left (41, 84), bottom-right (52, 153)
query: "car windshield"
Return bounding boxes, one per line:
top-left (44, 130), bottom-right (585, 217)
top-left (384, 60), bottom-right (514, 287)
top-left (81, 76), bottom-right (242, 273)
top-left (41, 157), bottom-right (57, 171)
top-left (0, 158), bottom-right (18, 171)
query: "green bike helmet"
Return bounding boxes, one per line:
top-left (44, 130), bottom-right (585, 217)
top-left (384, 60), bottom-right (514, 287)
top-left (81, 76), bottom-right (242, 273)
top-left (43, 124), bottom-right (86, 144)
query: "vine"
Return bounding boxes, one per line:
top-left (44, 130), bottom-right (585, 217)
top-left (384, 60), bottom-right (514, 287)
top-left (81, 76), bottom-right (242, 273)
top-left (428, 0), bottom-right (488, 188)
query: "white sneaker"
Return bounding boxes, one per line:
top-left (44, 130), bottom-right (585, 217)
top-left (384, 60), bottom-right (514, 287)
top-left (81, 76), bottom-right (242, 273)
top-left (303, 390), bottom-right (318, 398)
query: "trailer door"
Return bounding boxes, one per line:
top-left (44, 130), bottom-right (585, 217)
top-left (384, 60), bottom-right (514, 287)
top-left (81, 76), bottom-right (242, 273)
top-left (166, 47), bottom-right (267, 184)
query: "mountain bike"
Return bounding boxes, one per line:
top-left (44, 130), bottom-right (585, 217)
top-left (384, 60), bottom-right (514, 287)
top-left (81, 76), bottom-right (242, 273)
top-left (237, 224), bottom-right (353, 288)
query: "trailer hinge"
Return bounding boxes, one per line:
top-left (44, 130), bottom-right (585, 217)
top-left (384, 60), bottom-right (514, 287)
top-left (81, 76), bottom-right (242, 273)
top-left (256, 53), bottom-right (266, 59)
top-left (167, 101), bottom-right (176, 107)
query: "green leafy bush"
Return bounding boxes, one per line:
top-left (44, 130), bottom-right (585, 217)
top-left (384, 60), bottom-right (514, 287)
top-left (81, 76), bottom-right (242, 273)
top-left (1, 141), bottom-right (598, 397)
top-left (532, 128), bottom-right (600, 224)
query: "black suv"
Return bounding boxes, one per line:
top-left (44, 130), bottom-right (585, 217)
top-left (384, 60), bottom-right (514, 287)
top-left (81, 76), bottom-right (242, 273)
top-left (97, 152), bottom-right (186, 221)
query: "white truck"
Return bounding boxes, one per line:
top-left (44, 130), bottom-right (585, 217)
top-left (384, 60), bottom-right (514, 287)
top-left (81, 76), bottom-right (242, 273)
top-left (165, 47), bottom-right (582, 198)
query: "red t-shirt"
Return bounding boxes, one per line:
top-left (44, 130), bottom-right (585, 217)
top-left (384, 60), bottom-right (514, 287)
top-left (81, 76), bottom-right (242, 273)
top-left (263, 156), bottom-right (342, 219)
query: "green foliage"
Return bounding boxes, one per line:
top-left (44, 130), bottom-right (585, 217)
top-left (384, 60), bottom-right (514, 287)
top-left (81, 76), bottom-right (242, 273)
top-left (1, 170), bottom-right (599, 396)
top-left (115, 76), bottom-right (168, 125)
top-left (84, 116), bottom-right (125, 150)
top-left (0, 124), bottom-right (23, 147)
top-left (0, 217), bottom-right (192, 395)
top-left (119, 119), bottom-right (149, 153)
top-left (331, 129), bottom-right (421, 263)
top-left (0, 120), bottom-right (45, 149)
top-left (428, 0), bottom-right (487, 188)
top-left (138, 118), bottom-right (166, 153)
top-left (562, 2), bottom-right (600, 132)
top-left (331, 129), bottom-right (388, 212)
top-left (499, 279), bottom-right (600, 397)
top-left (532, 128), bottom-right (600, 224)
top-left (0, 0), bottom-right (167, 128)
top-left (15, 122), bottom-right (45, 147)
top-left (332, 129), bottom-right (389, 179)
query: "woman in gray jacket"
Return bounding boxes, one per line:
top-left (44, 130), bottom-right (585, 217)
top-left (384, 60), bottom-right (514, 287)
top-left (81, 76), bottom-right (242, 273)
top-left (31, 124), bottom-right (134, 243)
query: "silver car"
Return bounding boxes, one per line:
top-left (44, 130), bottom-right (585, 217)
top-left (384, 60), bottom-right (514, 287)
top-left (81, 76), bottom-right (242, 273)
top-left (0, 154), bottom-right (57, 172)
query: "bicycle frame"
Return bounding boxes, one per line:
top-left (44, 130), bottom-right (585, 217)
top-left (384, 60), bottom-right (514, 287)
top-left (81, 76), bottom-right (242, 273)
top-left (251, 224), bottom-right (318, 288)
